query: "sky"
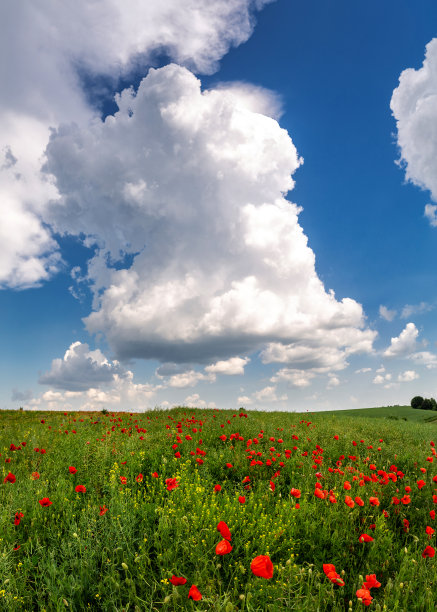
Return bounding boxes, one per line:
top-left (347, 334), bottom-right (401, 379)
top-left (2, 0), bottom-right (437, 413)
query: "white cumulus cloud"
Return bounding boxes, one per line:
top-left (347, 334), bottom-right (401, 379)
top-left (39, 341), bottom-right (127, 391)
top-left (383, 322), bottom-right (418, 358)
top-left (397, 370), bottom-right (419, 382)
top-left (42, 64), bottom-right (375, 367)
top-left (0, 0), bottom-right (273, 287)
top-left (379, 305), bottom-right (397, 321)
top-left (391, 38), bottom-right (437, 209)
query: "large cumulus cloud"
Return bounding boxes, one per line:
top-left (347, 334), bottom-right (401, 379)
top-left (0, 0), bottom-right (272, 288)
top-left (391, 38), bottom-right (437, 209)
top-left (43, 64), bottom-right (376, 366)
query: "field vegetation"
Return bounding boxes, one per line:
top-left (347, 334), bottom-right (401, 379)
top-left (0, 406), bottom-right (436, 611)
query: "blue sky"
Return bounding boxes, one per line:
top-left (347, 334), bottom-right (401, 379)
top-left (2, 0), bottom-right (437, 412)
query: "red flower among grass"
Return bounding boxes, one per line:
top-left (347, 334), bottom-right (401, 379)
top-left (216, 539), bottom-right (232, 555)
top-left (39, 497), bottom-right (53, 507)
top-left (165, 478), bottom-right (179, 491)
top-left (362, 574), bottom-right (381, 589)
top-left (14, 512), bottom-right (24, 526)
top-left (422, 545), bottom-right (435, 558)
top-left (251, 555), bottom-right (274, 579)
top-left (217, 521), bottom-right (231, 541)
top-left (188, 585), bottom-right (202, 600)
top-left (75, 485), bottom-right (86, 493)
top-left (359, 533), bottom-right (374, 543)
top-left (68, 466), bottom-right (77, 474)
top-left (356, 588), bottom-right (372, 606)
top-left (99, 505), bottom-right (108, 516)
top-left (323, 563), bottom-right (345, 586)
top-left (4, 472), bottom-right (16, 484)
top-left (170, 576), bottom-right (187, 585)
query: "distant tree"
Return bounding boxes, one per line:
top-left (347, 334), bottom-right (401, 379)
top-left (430, 398), bottom-right (437, 411)
top-left (411, 396), bottom-right (424, 409)
top-left (421, 398), bottom-right (433, 410)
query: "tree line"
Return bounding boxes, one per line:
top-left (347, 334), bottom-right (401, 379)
top-left (411, 396), bottom-right (437, 411)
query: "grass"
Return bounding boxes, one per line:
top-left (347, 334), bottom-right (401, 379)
top-left (0, 406), bottom-right (435, 611)
top-left (320, 405), bottom-right (437, 423)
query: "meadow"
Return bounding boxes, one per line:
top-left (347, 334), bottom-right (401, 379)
top-left (0, 406), bottom-right (436, 611)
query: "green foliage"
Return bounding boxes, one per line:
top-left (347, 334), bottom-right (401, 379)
top-left (411, 396), bottom-right (424, 410)
top-left (0, 407), bottom-right (435, 610)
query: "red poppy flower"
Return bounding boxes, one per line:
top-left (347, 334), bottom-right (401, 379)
top-left (31, 472), bottom-right (40, 480)
top-left (401, 495), bottom-right (411, 505)
top-left (68, 466), bottom-right (77, 474)
top-left (430, 510), bottom-right (436, 520)
top-left (344, 495), bottom-right (354, 508)
top-left (152, 472), bottom-right (159, 478)
top-left (174, 451), bottom-right (181, 458)
top-left (188, 585), bottom-right (202, 600)
top-left (356, 588), bottom-right (372, 606)
top-left (425, 526), bottom-right (435, 538)
top-left (362, 574), bottom-right (381, 589)
top-left (359, 533), bottom-right (374, 543)
top-left (14, 512), bottom-right (24, 526)
top-left (369, 497), bottom-right (380, 506)
top-left (99, 505), bottom-right (108, 516)
top-left (217, 521), bottom-right (231, 541)
top-left (403, 518), bottom-right (410, 532)
top-left (216, 539), bottom-right (233, 555)
top-left (238, 495), bottom-right (246, 504)
top-left (170, 576), bottom-right (187, 585)
top-left (226, 463), bottom-right (233, 468)
top-left (38, 497), bottom-right (53, 506)
top-left (214, 484), bottom-right (222, 492)
top-left (165, 478), bottom-right (179, 491)
top-left (75, 485), bottom-right (86, 493)
top-left (344, 481), bottom-right (351, 490)
top-left (4, 472), bottom-right (16, 484)
top-left (323, 563), bottom-right (345, 586)
top-left (355, 496), bottom-right (364, 506)
top-left (251, 555), bottom-right (274, 579)
top-left (417, 479), bottom-right (426, 490)
top-left (290, 488), bottom-right (301, 498)
top-left (136, 473), bottom-right (143, 483)
top-left (422, 545), bottom-right (435, 558)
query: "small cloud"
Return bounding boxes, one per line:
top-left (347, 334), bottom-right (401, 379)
top-left (409, 351), bottom-right (437, 369)
top-left (400, 301), bottom-right (433, 318)
top-left (253, 386), bottom-right (287, 403)
top-left (383, 322), bottom-right (418, 358)
top-left (397, 370), bottom-right (419, 382)
top-left (39, 342), bottom-right (127, 391)
top-left (354, 367), bottom-right (371, 374)
top-left (424, 204), bottom-right (437, 227)
top-left (270, 368), bottom-right (315, 388)
top-left (167, 370), bottom-right (215, 388)
top-left (237, 395), bottom-right (253, 405)
top-left (373, 373), bottom-right (392, 385)
top-left (184, 393), bottom-right (216, 409)
top-left (379, 305), bottom-right (397, 321)
top-left (327, 376), bottom-right (340, 389)
top-left (205, 357), bottom-right (249, 376)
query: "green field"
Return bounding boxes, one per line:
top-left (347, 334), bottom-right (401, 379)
top-left (0, 406), bottom-right (436, 611)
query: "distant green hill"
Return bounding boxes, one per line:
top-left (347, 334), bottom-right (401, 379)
top-left (317, 404), bottom-right (437, 423)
